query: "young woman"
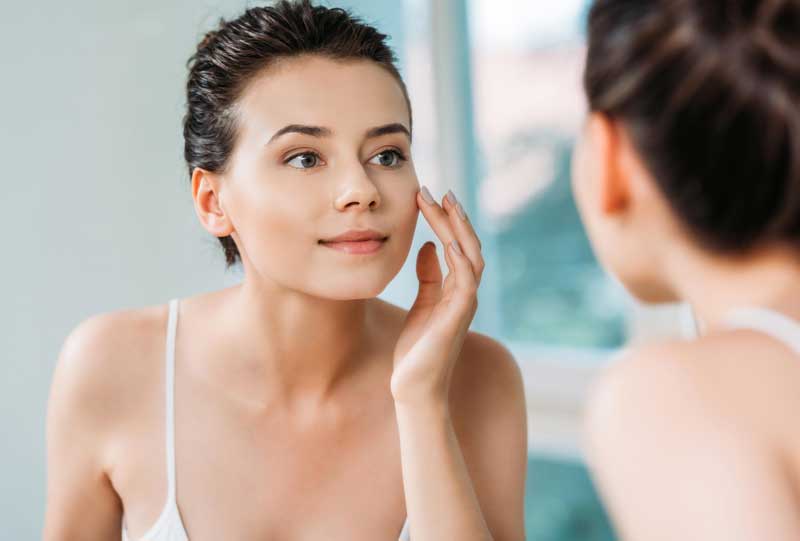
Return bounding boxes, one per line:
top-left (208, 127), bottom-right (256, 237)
top-left (573, 0), bottom-right (800, 538)
top-left (43, 2), bottom-right (527, 540)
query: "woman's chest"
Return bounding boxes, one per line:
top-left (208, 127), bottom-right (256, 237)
top-left (176, 443), bottom-right (407, 540)
top-left (115, 394), bottom-right (407, 540)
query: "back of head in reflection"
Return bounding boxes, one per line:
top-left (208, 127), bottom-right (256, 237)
top-left (572, 0), bottom-right (800, 538)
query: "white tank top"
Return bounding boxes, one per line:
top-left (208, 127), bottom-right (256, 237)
top-left (723, 306), bottom-right (800, 354)
top-left (122, 298), bottom-right (411, 540)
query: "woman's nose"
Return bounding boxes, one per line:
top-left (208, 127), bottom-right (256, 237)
top-left (333, 170), bottom-right (382, 211)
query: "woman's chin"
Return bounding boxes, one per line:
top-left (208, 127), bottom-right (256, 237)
top-left (310, 276), bottom-right (393, 301)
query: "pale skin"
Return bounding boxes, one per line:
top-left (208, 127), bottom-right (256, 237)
top-left (44, 55), bottom-right (527, 540)
top-left (572, 113), bottom-right (800, 540)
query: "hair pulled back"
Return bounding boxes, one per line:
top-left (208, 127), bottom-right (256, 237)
top-left (584, 0), bottom-right (800, 252)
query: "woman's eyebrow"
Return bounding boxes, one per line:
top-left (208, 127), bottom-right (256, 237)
top-left (267, 124), bottom-right (332, 144)
top-left (365, 123), bottom-right (411, 141)
top-left (266, 122), bottom-right (411, 145)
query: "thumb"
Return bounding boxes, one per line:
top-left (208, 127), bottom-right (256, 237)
top-left (411, 241), bottom-right (443, 310)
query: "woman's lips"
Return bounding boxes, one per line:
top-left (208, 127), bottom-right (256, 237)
top-left (319, 237), bottom-right (388, 254)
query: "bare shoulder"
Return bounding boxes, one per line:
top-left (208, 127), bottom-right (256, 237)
top-left (45, 304), bottom-right (170, 539)
top-left (50, 302), bottom-right (168, 432)
top-left (584, 340), bottom-right (703, 452)
top-left (450, 330), bottom-right (524, 407)
top-left (451, 331), bottom-right (528, 540)
top-left (446, 330), bottom-right (527, 461)
top-left (584, 337), bottom-right (800, 539)
top-left (586, 332), bottom-right (800, 447)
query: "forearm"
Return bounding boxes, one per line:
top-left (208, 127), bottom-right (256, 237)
top-left (395, 399), bottom-right (492, 541)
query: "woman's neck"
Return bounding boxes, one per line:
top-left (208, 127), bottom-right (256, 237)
top-left (213, 278), bottom-right (383, 413)
top-left (665, 242), bottom-right (800, 332)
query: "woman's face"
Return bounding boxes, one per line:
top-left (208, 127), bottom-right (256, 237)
top-left (215, 55), bottom-right (419, 300)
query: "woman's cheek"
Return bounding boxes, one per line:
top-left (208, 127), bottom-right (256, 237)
top-left (401, 189), bottom-right (420, 235)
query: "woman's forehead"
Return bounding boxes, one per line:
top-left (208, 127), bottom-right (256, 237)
top-left (236, 55), bottom-right (410, 141)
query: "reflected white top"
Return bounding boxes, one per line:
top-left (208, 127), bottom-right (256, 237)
top-left (724, 306), bottom-right (800, 354)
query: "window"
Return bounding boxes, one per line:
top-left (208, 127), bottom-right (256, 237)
top-left (468, 0), bottom-right (628, 349)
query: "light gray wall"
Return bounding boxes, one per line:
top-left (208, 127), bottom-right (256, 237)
top-left (0, 1), bottom-right (406, 537)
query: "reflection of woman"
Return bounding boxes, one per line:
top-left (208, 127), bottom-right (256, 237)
top-left (573, 0), bottom-right (800, 538)
top-left (43, 2), bottom-right (527, 540)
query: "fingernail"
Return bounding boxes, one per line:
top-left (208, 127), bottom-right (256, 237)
top-left (455, 202), bottom-right (467, 221)
top-left (445, 190), bottom-right (458, 207)
top-left (450, 240), bottom-right (463, 255)
top-left (420, 186), bottom-right (435, 205)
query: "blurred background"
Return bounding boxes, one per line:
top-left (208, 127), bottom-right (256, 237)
top-left (0, 0), bottom-right (695, 538)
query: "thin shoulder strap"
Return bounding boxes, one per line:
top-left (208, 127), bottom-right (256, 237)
top-left (165, 298), bottom-right (179, 502)
top-left (724, 306), bottom-right (800, 355)
top-left (398, 516), bottom-right (410, 540)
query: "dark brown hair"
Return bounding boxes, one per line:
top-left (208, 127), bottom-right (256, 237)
top-left (584, 0), bottom-right (800, 252)
top-left (183, 0), bottom-right (411, 267)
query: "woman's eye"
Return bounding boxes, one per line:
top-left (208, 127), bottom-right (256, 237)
top-left (369, 150), bottom-right (405, 168)
top-left (286, 152), bottom-right (321, 169)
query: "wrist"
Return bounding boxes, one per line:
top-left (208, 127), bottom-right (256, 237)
top-left (392, 391), bottom-right (450, 417)
top-left (390, 366), bottom-right (451, 407)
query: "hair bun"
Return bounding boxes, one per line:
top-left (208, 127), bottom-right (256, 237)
top-left (751, 0), bottom-right (800, 72)
top-left (584, 0), bottom-right (800, 252)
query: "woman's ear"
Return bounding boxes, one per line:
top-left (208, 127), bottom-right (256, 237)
top-left (191, 167), bottom-right (234, 237)
top-left (587, 113), bottom-right (631, 216)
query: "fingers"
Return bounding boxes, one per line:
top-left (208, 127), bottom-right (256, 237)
top-left (442, 190), bottom-right (485, 283)
top-left (446, 239), bottom-right (478, 311)
top-left (417, 186), bottom-right (485, 284)
top-left (417, 187), bottom-right (458, 275)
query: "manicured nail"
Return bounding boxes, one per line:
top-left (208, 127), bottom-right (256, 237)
top-left (420, 186), bottom-right (435, 205)
top-left (451, 240), bottom-right (463, 255)
top-left (455, 202), bottom-right (467, 221)
top-left (445, 190), bottom-right (458, 207)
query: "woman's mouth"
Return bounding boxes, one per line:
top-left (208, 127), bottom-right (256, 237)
top-left (319, 229), bottom-right (389, 255)
top-left (319, 237), bottom-right (389, 255)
